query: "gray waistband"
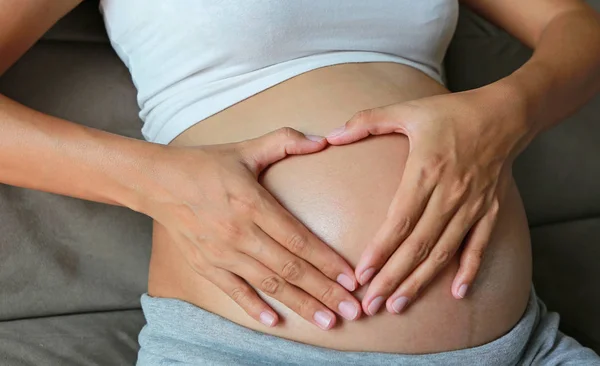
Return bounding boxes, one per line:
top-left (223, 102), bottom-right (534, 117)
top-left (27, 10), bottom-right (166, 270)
top-left (137, 285), bottom-right (540, 366)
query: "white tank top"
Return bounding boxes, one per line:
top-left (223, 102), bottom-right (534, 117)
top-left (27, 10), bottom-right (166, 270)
top-left (99, 1), bottom-right (459, 144)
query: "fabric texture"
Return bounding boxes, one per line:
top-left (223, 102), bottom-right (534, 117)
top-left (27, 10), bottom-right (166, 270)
top-left (0, 310), bottom-right (144, 366)
top-left (137, 285), bottom-right (599, 366)
top-left (99, 0), bottom-right (459, 144)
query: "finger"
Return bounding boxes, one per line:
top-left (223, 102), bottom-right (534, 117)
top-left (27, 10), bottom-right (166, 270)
top-left (452, 200), bottom-right (499, 299)
top-left (179, 237), bottom-right (280, 328)
top-left (226, 253), bottom-right (339, 330)
top-left (244, 227), bottom-right (361, 321)
top-left (361, 184), bottom-right (463, 315)
top-left (253, 184), bottom-right (358, 292)
top-left (386, 207), bottom-right (474, 313)
top-left (326, 107), bottom-right (406, 145)
top-left (354, 154), bottom-right (435, 286)
top-left (203, 266), bottom-right (280, 328)
top-left (240, 127), bottom-right (328, 174)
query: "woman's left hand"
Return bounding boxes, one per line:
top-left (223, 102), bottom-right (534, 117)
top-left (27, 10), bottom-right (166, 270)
top-left (326, 85), bottom-right (533, 316)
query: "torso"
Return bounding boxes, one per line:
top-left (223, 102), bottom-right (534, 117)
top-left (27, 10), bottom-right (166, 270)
top-left (147, 62), bottom-right (532, 354)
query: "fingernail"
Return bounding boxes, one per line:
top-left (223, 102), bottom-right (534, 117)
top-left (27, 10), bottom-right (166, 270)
top-left (260, 311), bottom-right (275, 327)
top-left (359, 268), bottom-right (375, 285)
top-left (314, 311), bottom-right (334, 330)
top-left (337, 273), bottom-right (356, 291)
top-left (305, 134), bottom-right (325, 142)
top-left (338, 301), bottom-right (359, 320)
top-left (458, 284), bottom-right (469, 299)
top-left (327, 126), bottom-right (345, 138)
top-left (367, 296), bottom-right (384, 316)
top-left (391, 296), bottom-right (409, 313)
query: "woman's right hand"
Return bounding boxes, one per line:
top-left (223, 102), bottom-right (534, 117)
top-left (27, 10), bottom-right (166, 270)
top-left (139, 128), bottom-right (362, 330)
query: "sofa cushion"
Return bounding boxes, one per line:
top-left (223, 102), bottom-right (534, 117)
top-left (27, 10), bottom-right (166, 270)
top-left (0, 310), bottom-right (144, 366)
top-left (531, 217), bottom-right (600, 352)
top-left (0, 36), bottom-right (150, 321)
top-left (41, 0), bottom-right (108, 44)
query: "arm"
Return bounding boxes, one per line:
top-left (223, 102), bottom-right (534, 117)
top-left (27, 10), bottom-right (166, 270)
top-left (0, 0), bottom-right (361, 328)
top-left (325, 0), bottom-right (600, 315)
top-left (0, 93), bottom-right (162, 209)
top-left (0, 0), bottom-right (83, 75)
top-left (0, 0), bottom-right (146, 207)
top-left (463, 0), bottom-right (600, 142)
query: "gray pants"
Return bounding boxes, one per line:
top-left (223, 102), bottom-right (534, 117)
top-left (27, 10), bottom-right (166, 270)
top-left (137, 284), bottom-right (600, 365)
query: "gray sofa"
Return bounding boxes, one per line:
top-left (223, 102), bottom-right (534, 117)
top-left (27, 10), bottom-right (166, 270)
top-left (0, 1), bottom-right (598, 365)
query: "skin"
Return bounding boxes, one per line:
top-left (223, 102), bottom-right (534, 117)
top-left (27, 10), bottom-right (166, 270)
top-left (0, 90), bottom-right (363, 329)
top-left (324, 0), bottom-right (600, 317)
top-left (0, 0), bottom-right (598, 339)
top-left (0, 0), bottom-right (360, 330)
top-left (152, 62), bottom-right (533, 352)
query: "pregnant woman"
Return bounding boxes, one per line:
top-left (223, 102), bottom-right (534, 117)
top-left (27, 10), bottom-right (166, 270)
top-left (1, 0), bottom-right (600, 365)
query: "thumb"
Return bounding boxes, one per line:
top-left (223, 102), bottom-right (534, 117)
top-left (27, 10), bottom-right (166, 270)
top-left (240, 127), bottom-right (328, 174)
top-left (326, 107), bottom-right (403, 145)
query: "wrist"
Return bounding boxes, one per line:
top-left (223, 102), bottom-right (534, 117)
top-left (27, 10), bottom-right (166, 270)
top-left (476, 76), bottom-right (540, 158)
top-left (492, 61), bottom-right (555, 138)
top-left (104, 137), bottom-right (170, 214)
top-left (125, 143), bottom-right (205, 218)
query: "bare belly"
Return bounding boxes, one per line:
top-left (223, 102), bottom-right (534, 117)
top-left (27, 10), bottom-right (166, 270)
top-left (147, 63), bottom-right (532, 353)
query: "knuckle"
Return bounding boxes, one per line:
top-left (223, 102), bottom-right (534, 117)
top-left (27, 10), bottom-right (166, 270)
top-left (412, 239), bottom-right (431, 263)
top-left (350, 109), bottom-right (372, 126)
top-left (378, 275), bottom-right (398, 292)
top-left (286, 233), bottom-right (310, 256)
top-left (230, 286), bottom-right (250, 304)
top-left (296, 297), bottom-right (313, 315)
top-left (415, 166), bottom-right (430, 186)
top-left (203, 241), bottom-right (228, 263)
top-left (246, 236), bottom-right (266, 257)
top-left (236, 197), bottom-right (257, 215)
top-left (431, 248), bottom-right (451, 266)
top-left (261, 275), bottom-right (284, 295)
top-left (318, 259), bottom-right (338, 278)
top-left (469, 248), bottom-right (486, 262)
top-left (489, 199), bottom-right (500, 217)
top-left (215, 218), bottom-right (244, 242)
top-left (276, 127), bottom-right (296, 139)
top-left (320, 284), bottom-right (337, 304)
top-left (423, 154), bottom-right (446, 178)
top-left (408, 279), bottom-right (424, 297)
top-left (281, 260), bottom-right (305, 282)
top-left (230, 191), bottom-right (261, 216)
top-left (391, 216), bottom-right (412, 239)
top-left (188, 249), bottom-right (208, 274)
top-left (449, 178), bottom-right (470, 203)
top-left (193, 231), bottom-right (208, 244)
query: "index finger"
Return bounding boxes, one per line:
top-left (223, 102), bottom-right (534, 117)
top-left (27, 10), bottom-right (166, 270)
top-left (252, 184), bottom-right (358, 292)
top-left (354, 153), bottom-right (436, 285)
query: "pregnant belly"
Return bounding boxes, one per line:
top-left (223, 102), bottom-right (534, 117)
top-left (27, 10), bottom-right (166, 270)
top-left (148, 62), bottom-right (532, 353)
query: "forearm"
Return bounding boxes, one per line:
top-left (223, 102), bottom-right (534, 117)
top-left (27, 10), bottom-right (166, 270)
top-left (0, 93), bottom-right (163, 211)
top-left (495, 8), bottom-right (600, 138)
